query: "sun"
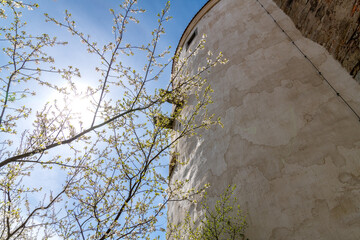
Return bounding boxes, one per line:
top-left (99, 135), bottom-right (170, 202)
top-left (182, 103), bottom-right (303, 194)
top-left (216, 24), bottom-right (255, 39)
top-left (68, 94), bottom-right (94, 126)
top-left (45, 81), bottom-right (95, 129)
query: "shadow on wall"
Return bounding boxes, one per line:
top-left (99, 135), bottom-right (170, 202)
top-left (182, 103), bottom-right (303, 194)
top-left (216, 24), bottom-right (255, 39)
top-left (273, 0), bottom-right (360, 83)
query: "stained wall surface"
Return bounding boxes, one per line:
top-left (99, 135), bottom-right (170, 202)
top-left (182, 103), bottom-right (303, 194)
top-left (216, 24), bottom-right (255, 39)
top-left (168, 0), bottom-right (360, 239)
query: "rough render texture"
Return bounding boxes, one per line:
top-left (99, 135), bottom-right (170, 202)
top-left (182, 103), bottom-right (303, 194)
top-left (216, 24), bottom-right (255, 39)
top-left (273, 0), bottom-right (360, 83)
top-left (168, 0), bottom-right (360, 239)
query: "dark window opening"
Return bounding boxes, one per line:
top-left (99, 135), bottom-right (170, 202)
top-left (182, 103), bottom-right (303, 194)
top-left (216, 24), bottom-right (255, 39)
top-left (186, 28), bottom-right (198, 51)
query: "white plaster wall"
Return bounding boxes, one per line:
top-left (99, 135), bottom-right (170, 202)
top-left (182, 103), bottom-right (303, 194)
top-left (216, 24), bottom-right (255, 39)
top-left (168, 0), bottom-right (360, 239)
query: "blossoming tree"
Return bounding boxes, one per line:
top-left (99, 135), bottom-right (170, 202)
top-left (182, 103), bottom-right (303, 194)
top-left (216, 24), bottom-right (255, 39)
top-left (0, 0), bottom-right (226, 239)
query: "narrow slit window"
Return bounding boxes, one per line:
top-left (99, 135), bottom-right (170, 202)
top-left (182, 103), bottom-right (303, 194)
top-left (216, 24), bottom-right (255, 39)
top-left (186, 28), bottom-right (198, 51)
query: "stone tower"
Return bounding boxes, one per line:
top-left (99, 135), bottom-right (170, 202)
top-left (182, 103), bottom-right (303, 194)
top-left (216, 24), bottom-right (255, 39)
top-left (168, 0), bottom-right (360, 239)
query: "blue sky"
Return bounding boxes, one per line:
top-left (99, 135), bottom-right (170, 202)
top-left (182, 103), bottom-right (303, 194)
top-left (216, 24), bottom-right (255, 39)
top-left (23, 0), bottom-right (209, 72)
top-left (1, 0), bottom-right (210, 131)
top-left (1, 0), bottom-right (211, 160)
top-left (7, 0), bottom-right (210, 125)
top-left (24, 0), bottom-right (208, 42)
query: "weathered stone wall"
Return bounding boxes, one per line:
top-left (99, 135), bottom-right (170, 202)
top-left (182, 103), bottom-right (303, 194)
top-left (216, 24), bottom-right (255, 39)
top-left (273, 0), bottom-right (360, 82)
top-left (168, 0), bottom-right (360, 239)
